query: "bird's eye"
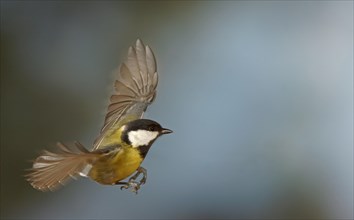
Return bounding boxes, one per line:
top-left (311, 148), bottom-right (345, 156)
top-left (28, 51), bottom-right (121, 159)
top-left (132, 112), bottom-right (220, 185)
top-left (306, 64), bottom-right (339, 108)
top-left (148, 126), bottom-right (155, 131)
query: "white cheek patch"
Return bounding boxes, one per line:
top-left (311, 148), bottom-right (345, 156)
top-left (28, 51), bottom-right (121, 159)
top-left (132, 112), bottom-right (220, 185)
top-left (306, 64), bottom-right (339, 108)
top-left (128, 130), bottom-right (159, 147)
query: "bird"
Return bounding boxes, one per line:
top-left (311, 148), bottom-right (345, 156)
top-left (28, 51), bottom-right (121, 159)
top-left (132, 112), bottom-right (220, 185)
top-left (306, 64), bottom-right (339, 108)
top-left (25, 39), bottom-right (172, 193)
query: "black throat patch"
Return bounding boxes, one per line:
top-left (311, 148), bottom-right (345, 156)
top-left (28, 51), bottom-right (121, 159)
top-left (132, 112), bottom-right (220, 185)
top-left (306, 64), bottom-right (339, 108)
top-left (138, 145), bottom-right (152, 158)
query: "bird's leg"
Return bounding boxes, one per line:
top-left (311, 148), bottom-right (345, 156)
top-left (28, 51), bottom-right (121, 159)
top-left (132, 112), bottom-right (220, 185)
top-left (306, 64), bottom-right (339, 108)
top-left (129, 167), bottom-right (147, 185)
top-left (115, 167), bottom-right (147, 193)
top-left (114, 167), bottom-right (147, 193)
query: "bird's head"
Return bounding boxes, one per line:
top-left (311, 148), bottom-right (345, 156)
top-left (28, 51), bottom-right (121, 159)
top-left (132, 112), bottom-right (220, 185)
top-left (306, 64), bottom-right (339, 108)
top-left (121, 119), bottom-right (172, 148)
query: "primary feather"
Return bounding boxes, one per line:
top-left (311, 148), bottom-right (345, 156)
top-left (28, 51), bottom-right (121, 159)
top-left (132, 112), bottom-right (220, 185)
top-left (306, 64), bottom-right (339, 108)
top-left (93, 39), bottom-right (158, 149)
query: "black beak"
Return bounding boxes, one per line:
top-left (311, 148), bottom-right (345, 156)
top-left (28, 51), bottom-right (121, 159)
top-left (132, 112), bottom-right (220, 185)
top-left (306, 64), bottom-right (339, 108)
top-left (161, 128), bottom-right (173, 134)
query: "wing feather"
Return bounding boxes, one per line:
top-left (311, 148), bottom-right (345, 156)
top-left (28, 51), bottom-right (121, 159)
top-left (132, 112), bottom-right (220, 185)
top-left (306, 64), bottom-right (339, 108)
top-left (146, 45), bottom-right (157, 74)
top-left (93, 39), bottom-right (158, 149)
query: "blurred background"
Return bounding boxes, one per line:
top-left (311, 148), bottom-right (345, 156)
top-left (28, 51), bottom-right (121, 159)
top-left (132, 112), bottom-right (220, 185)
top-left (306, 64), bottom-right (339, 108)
top-left (1, 1), bottom-right (353, 219)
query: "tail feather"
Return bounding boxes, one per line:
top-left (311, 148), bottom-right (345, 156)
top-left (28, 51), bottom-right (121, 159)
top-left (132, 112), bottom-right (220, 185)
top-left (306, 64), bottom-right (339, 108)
top-left (26, 142), bottom-right (98, 192)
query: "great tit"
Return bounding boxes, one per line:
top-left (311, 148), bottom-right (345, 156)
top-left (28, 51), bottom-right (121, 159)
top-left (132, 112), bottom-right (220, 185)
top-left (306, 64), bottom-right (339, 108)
top-left (26, 39), bottom-right (172, 193)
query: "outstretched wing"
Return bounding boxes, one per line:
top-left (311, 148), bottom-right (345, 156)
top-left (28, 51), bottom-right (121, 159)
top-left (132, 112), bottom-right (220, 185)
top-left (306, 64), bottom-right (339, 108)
top-left (26, 142), bottom-right (100, 192)
top-left (93, 39), bottom-right (158, 149)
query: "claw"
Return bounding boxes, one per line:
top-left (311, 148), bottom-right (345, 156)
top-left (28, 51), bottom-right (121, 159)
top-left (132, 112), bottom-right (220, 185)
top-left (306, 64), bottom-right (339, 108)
top-left (119, 179), bottom-right (140, 193)
top-left (129, 181), bottom-right (140, 194)
top-left (120, 184), bottom-right (129, 190)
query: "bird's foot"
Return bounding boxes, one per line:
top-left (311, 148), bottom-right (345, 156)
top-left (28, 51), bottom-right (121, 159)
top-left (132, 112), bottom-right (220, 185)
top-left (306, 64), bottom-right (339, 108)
top-left (119, 180), bottom-right (140, 194)
top-left (117, 167), bottom-right (147, 194)
top-left (129, 167), bottom-right (147, 186)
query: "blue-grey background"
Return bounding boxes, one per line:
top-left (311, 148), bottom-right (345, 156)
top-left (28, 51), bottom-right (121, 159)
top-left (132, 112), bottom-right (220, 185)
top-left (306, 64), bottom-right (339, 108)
top-left (1, 1), bottom-right (353, 219)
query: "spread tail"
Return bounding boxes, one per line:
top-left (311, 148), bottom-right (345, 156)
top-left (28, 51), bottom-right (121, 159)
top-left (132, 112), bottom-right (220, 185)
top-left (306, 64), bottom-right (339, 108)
top-left (26, 142), bottom-right (97, 192)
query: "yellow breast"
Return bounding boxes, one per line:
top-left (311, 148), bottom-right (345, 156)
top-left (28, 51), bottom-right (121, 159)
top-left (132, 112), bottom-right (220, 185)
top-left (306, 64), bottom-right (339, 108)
top-left (89, 147), bottom-right (143, 185)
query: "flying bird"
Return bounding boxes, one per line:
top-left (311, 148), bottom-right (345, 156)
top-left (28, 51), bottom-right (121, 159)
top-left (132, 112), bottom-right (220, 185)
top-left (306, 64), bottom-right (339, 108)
top-left (26, 39), bottom-right (172, 193)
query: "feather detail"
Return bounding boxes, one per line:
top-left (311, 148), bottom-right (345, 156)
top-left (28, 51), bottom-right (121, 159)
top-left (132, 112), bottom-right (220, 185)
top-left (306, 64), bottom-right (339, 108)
top-left (26, 142), bottom-right (99, 192)
top-left (93, 39), bottom-right (158, 149)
